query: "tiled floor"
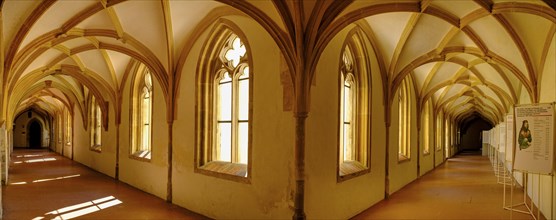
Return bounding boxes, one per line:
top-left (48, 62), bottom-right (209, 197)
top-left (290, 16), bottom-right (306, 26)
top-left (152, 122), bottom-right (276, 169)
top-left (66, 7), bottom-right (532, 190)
top-left (2, 149), bottom-right (540, 219)
top-left (2, 149), bottom-right (208, 220)
top-left (353, 152), bottom-right (538, 219)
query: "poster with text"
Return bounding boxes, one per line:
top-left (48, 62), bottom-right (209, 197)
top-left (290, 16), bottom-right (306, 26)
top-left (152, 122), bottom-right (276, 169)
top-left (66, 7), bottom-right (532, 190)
top-left (506, 114), bottom-right (514, 162)
top-left (513, 103), bottom-right (554, 174)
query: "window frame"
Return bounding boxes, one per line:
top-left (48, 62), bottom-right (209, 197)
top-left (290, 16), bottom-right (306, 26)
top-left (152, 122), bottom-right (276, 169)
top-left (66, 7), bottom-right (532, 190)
top-left (436, 111), bottom-right (443, 151)
top-left (89, 95), bottom-right (102, 152)
top-left (195, 23), bottom-right (253, 183)
top-left (337, 30), bottom-right (372, 182)
top-left (65, 108), bottom-right (72, 146)
top-left (422, 100), bottom-right (432, 155)
top-left (398, 78), bottom-right (411, 162)
top-left (130, 67), bottom-right (153, 161)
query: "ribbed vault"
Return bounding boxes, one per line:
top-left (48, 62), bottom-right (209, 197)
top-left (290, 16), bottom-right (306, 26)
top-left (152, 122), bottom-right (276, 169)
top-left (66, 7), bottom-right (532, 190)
top-left (2, 0), bottom-right (555, 145)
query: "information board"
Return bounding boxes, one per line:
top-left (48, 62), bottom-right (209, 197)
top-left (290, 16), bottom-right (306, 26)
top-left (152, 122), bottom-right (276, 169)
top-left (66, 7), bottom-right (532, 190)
top-left (513, 103), bottom-right (554, 174)
top-left (506, 114), bottom-right (514, 162)
top-left (499, 122), bottom-right (506, 153)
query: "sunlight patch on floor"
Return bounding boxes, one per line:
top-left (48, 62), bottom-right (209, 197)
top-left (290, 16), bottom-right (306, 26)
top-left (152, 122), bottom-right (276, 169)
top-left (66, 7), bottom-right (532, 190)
top-left (33, 174), bottom-right (81, 183)
top-left (9, 174), bottom-right (81, 185)
top-left (16, 154), bottom-right (43, 158)
top-left (33, 196), bottom-right (123, 220)
top-left (9, 181), bottom-right (27, 185)
top-left (24, 158), bottom-right (57, 163)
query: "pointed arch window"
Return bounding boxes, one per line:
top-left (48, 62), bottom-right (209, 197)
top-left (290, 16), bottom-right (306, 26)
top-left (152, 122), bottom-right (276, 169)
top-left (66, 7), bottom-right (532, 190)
top-left (338, 37), bottom-right (370, 181)
top-left (422, 100), bottom-right (432, 154)
top-left (58, 114), bottom-right (63, 144)
top-left (342, 73), bottom-right (355, 162)
top-left (196, 30), bottom-right (252, 181)
top-left (90, 95), bottom-right (102, 152)
top-left (65, 109), bottom-right (72, 145)
top-left (398, 78), bottom-right (411, 161)
top-left (445, 118), bottom-right (450, 158)
top-left (436, 111), bottom-right (443, 151)
top-left (131, 69), bottom-right (153, 160)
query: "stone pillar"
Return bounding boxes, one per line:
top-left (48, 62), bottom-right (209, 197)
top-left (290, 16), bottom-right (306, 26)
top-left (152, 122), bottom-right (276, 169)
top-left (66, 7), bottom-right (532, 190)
top-left (293, 111), bottom-right (307, 220)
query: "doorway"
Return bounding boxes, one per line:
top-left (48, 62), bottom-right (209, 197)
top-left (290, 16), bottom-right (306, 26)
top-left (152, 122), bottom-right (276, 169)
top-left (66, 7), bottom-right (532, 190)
top-left (460, 117), bottom-right (492, 152)
top-left (28, 120), bottom-right (42, 148)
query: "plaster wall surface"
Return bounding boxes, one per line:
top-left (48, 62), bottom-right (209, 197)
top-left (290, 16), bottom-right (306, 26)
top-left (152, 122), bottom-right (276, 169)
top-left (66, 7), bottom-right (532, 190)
top-left (172, 15), bottom-right (294, 219)
top-left (306, 24), bottom-right (387, 219)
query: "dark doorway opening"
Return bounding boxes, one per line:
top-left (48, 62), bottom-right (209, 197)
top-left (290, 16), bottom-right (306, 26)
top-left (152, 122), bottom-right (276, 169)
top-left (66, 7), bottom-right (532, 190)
top-left (28, 120), bottom-right (42, 148)
top-left (460, 115), bottom-right (493, 152)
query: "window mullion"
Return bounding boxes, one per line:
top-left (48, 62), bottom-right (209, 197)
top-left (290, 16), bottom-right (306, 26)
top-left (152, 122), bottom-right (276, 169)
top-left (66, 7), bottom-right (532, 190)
top-left (213, 82), bottom-right (220, 161)
top-left (231, 76), bottom-right (238, 163)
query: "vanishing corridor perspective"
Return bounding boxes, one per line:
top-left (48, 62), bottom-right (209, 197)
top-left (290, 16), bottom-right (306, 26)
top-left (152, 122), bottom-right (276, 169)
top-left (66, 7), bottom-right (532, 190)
top-left (0, 0), bottom-right (555, 219)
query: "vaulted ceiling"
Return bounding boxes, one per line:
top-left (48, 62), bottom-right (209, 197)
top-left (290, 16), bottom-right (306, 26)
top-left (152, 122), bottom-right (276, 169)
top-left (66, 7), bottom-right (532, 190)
top-left (2, 0), bottom-right (555, 126)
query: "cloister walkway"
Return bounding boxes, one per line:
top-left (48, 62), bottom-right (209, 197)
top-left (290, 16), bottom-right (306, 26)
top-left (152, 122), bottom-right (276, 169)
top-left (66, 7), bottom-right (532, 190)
top-left (354, 152), bottom-right (536, 219)
top-left (2, 149), bottom-right (208, 220)
top-left (2, 149), bottom-right (539, 219)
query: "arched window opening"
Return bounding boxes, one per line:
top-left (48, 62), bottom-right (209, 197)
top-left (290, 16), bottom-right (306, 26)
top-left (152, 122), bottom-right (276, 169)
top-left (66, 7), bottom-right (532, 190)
top-left (131, 69), bottom-right (153, 160)
top-left (436, 111), bottom-right (443, 151)
top-left (337, 31), bottom-right (371, 181)
top-left (214, 34), bottom-right (249, 165)
top-left (196, 28), bottom-right (252, 181)
top-left (90, 95), bottom-right (102, 152)
top-left (398, 78), bottom-right (411, 161)
top-left (445, 118), bottom-right (450, 158)
top-left (423, 100), bottom-right (432, 154)
top-left (65, 109), bottom-right (72, 145)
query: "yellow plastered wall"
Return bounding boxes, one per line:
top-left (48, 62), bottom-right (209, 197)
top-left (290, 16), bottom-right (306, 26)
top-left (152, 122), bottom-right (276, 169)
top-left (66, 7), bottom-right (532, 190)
top-left (420, 108), bottom-right (435, 176)
top-left (72, 102), bottom-right (116, 178)
top-left (172, 15), bottom-right (294, 219)
top-left (305, 24), bottom-right (386, 219)
top-left (118, 67), bottom-right (168, 200)
top-left (435, 111), bottom-right (445, 167)
top-left (13, 112), bottom-right (49, 148)
top-left (388, 78), bottom-right (419, 194)
top-left (62, 110), bottom-right (73, 159)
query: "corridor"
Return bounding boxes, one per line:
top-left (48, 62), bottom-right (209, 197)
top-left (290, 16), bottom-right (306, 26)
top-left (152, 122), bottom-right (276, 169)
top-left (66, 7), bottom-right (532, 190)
top-left (3, 149), bottom-right (539, 219)
top-left (2, 149), bottom-right (208, 220)
top-left (354, 152), bottom-right (535, 219)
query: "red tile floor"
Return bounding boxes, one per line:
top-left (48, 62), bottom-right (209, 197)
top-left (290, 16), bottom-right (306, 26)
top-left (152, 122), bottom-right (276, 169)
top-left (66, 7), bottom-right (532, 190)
top-left (353, 152), bottom-right (539, 219)
top-left (2, 149), bottom-right (541, 219)
top-left (2, 149), bottom-right (209, 220)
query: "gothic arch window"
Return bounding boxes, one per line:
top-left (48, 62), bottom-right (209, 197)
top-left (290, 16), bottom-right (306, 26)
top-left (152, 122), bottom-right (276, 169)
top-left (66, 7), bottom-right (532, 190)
top-left (131, 68), bottom-right (153, 160)
top-left (445, 118), bottom-right (450, 157)
top-left (90, 95), bottom-right (102, 152)
top-left (196, 25), bottom-right (252, 181)
top-left (436, 110), bottom-right (443, 151)
top-left (422, 100), bottom-right (432, 154)
top-left (57, 114), bottom-right (63, 145)
top-left (398, 78), bottom-right (411, 161)
top-left (65, 108), bottom-right (72, 145)
top-left (338, 30), bottom-right (371, 181)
